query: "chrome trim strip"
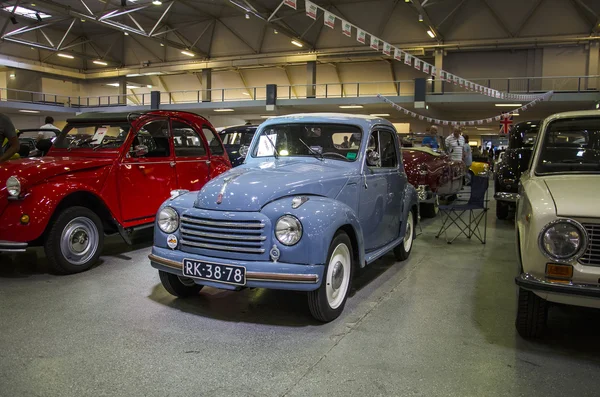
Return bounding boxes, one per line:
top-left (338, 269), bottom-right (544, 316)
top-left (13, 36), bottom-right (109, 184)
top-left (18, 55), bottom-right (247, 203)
top-left (148, 254), bottom-right (318, 283)
top-left (181, 217), bottom-right (265, 229)
top-left (516, 273), bottom-right (600, 298)
top-left (180, 227), bottom-right (266, 241)
top-left (494, 192), bottom-right (520, 202)
top-left (0, 241), bottom-right (28, 252)
top-left (180, 240), bottom-right (265, 253)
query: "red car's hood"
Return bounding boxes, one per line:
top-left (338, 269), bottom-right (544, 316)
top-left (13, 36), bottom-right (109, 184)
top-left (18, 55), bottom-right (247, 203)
top-left (0, 157), bottom-right (114, 188)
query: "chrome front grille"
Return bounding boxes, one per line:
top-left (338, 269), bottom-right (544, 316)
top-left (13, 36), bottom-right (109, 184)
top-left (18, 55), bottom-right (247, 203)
top-left (580, 223), bottom-right (600, 266)
top-left (180, 214), bottom-right (266, 255)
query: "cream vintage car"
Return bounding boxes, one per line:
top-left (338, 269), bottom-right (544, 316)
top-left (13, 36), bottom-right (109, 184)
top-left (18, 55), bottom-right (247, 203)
top-left (515, 110), bottom-right (600, 338)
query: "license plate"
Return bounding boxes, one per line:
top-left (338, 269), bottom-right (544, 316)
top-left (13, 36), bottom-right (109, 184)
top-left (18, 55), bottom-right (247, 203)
top-left (182, 259), bottom-right (246, 286)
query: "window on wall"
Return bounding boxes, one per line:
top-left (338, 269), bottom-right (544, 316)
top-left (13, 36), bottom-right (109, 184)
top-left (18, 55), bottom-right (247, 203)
top-left (172, 121), bottom-right (206, 157)
top-left (203, 127), bottom-right (224, 155)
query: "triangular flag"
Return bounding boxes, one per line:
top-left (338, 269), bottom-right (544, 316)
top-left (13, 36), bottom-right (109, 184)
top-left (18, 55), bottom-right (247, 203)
top-left (305, 0), bottom-right (317, 19)
top-left (357, 29), bottom-right (366, 44)
top-left (324, 10), bottom-right (335, 28)
top-left (394, 48), bottom-right (402, 61)
top-left (468, 121), bottom-right (475, 125)
top-left (414, 58), bottom-right (421, 71)
top-left (459, 78), bottom-right (464, 87)
top-left (426, 118), bottom-right (433, 123)
top-left (442, 120), bottom-right (449, 126)
top-left (283, 0), bottom-right (297, 9)
top-left (418, 115), bottom-right (424, 120)
top-left (370, 36), bottom-right (379, 50)
top-left (341, 20), bottom-right (351, 37)
top-left (404, 52), bottom-right (412, 66)
top-left (382, 42), bottom-right (391, 56)
top-left (477, 120), bottom-right (483, 125)
top-left (453, 75), bottom-right (459, 85)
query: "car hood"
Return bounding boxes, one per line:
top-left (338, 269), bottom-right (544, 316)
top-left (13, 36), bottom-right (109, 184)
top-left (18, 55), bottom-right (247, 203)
top-left (0, 157), bottom-right (114, 188)
top-left (195, 159), bottom-right (352, 211)
top-left (545, 175), bottom-right (600, 218)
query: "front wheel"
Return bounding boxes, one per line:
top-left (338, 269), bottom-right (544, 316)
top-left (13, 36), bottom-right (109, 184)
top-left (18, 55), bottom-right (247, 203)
top-left (159, 271), bottom-right (204, 297)
top-left (44, 206), bottom-right (104, 274)
top-left (394, 210), bottom-right (415, 261)
top-left (515, 287), bottom-right (548, 338)
top-left (308, 231), bottom-right (353, 322)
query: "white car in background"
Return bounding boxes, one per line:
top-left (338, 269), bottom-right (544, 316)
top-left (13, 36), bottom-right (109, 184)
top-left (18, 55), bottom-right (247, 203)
top-left (515, 110), bottom-right (600, 338)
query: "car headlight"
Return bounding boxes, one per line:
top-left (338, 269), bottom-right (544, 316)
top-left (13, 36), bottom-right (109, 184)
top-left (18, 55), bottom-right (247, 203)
top-left (158, 207), bottom-right (179, 233)
top-left (6, 176), bottom-right (21, 197)
top-left (275, 215), bottom-right (303, 246)
top-left (539, 219), bottom-right (587, 261)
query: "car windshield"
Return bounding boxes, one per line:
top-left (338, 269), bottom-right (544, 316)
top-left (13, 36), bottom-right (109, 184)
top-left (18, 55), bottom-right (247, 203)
top-left (53, 123), bottom-right (130, 149)
top-left (251, 123), bottom-right (362, 161)
top-left (220, 129), bottom-right (256, 145)
top-left (536, 117), bottom-right (600, 174)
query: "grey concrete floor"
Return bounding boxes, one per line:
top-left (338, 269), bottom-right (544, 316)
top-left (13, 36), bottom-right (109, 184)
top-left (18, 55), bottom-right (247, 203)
top-left (2, 196), bottom-right (600, 397)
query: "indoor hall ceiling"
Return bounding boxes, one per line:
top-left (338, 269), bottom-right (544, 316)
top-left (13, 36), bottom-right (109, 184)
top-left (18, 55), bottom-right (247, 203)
top-left (0, 0), bottom-right (598, 74)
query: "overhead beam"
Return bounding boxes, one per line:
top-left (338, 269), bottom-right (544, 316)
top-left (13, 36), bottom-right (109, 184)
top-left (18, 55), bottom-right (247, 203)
top-left (376, 0), bottom-right (399, 37)
top-left (149, 1), bottom-right (176, 36)
top-left (57, 18), bottom-right (77, 50)
top-left (481, 0), bottom-right (514, 37)
top-left (408, 0), bottom-right (443, 42)
top-left (0, 0), bottom-right (21, 37)
top-left (514, 0), bottom-right (545, 37)
top-left (437, 0), bottom-right (467, 29)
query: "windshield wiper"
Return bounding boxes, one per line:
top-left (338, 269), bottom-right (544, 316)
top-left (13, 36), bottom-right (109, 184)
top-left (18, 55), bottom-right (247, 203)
top-left (93, 139), bottom-right (125, 150)
top-left (259, 129), bottom-right (279, 159)
top-left (298, 138), bottom-right (324, 161)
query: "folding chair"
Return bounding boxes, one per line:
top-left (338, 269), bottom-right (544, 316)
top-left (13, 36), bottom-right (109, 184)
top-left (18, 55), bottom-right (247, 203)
top-left (435, 175), bottom-right (489, 244)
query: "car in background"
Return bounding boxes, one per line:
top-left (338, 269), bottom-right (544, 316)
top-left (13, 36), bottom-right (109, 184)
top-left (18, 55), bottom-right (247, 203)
top-left (469, 155), bottom-right (490, 179)
top-left (149, 114), bottom-right (419, 322)
top-left (219, 124), bottom-right (258, 167)
top-left (0, 110), bottom-right (230, 274)
top-left (515, 110), bottom-right (600, 338)
top-left (494, 120), bottom-right (540, 219)
top-left (402, 146), bottom-right (464, 217)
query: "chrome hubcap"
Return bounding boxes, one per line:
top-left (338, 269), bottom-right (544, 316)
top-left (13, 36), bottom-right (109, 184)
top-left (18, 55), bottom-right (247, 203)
top-left (326, 243), bottom-right (351, 310)
top-left (178, 276), bottom-right (196, 287)
top-left (60, 217), bottom-right (99, 266)
top-left (403, 212), bottom-right (414, 252)
top-left (331, 261), bottom-right (344, 290)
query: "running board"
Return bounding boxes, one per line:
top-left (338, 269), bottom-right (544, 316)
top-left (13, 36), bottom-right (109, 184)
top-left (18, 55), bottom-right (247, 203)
top-left (364, 237), bottom-right (403, 265)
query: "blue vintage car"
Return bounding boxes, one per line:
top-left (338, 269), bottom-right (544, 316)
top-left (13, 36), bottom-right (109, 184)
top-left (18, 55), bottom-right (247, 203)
top-left (149, 113), bottom-right (419, 322)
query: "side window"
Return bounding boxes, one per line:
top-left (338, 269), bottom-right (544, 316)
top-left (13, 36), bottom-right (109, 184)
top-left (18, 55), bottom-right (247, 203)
top-left (134, 120), bottom-right (170, 158)
top-left (172, 121), bottom-right (206, 157)
top-left (379, 130), bottom-right (397, 168)
top-left (203, 127), bottom-right (224, 155)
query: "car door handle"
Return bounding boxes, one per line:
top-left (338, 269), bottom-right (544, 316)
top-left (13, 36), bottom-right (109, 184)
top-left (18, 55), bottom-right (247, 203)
top-left (205, 160), bottom-right (211, 165)
top-left (170, 161), bottom-right (175, 167)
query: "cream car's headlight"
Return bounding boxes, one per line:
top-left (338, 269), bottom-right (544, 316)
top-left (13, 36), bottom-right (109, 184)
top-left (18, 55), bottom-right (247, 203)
top-left (158, 207), bottom-right (179, 233)
top-left (275, 215), bottom-right (303, 246)
top-left (6, 176), bottom-right (21, 197)
top-left (539, 219), bottom-right (587, 261)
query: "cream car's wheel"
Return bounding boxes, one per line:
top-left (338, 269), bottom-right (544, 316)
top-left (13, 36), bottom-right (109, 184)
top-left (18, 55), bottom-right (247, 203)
top-left (308, 231), bottom-right (353, 322)
top-left (394, 209), bottom-right (415, 261)
top-left (515, 287), bottom-right (548, 338)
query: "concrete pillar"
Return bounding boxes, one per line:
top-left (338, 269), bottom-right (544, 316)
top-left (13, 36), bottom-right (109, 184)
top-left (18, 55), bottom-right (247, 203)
top-left (307, 61), bottom-right (317, 98)
top-left (434, 50), bottom-right (443, 94)
top-left (201, 68), bottom-right (212, 102)
top-left (118, 76), bottom-right (127, 105)
top-left (587, 42), bottom-right (599, 90)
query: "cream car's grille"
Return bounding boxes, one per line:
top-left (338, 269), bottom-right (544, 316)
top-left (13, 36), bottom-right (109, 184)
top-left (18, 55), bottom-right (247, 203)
top-left (580, 223), bottom-right (600, 266)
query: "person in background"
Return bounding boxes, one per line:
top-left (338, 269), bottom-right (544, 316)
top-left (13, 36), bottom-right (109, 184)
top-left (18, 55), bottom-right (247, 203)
top-left (445, 126), bottom-right (465, 162)
top-left (341, 136), bottom-right (350, 148)
top-left (463, 135), bottom-right (473, 185)
top-left (38, 116), bottom-right (60, 141)
top-left (421, 124), bottom-right (439, 150)
top-left (0, 112), bottom-right (19, 163)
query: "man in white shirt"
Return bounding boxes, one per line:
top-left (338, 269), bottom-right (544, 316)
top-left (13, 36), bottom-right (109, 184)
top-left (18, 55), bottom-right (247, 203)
top-left (445, 127), bottom-right (465, 162)
top-left (38, 116), bottom-right (60, 141)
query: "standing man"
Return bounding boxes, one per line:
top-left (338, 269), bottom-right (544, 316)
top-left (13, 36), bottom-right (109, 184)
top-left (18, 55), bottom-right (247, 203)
top-left (421, 124), bottom-right (439, 150)
top-left (463, 135), bottom-right (473, 185)
top-left (38, 116), bottom-right (60, 141)
top-left (445, 126), bottom-right (465, 162)
top-left (0, 112), bottom-right (19, 163)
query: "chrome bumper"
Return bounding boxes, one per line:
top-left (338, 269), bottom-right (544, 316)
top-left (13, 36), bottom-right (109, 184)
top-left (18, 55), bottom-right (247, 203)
top-left (149, 254), bottom-right (319, 284)
top-left (0, 240), bottom-right (28, 253)
top-left (494, 192), bottom-right (519, 203)
top-left (516, 273), bottom-right (600, 299)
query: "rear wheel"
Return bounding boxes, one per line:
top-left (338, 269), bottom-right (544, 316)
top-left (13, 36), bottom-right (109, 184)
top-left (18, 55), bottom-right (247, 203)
top-left (44, 206), bottom-right (104, 274)
top-left (308, 231), bottom-right (353, 322)
top-left (420, 195), bottom-right (439, 218)
top-left (159, 271), bottom-right (204, 297)
top-left (515, 287), bottom-right (548, 338)
top-left (394, 210), bottom-right (415, 261)
top-left (496, 201), bottom-right (509, 220)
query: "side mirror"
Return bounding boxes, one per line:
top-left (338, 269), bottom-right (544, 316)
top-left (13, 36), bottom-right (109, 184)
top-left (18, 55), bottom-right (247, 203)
top-left (133, 144), bottom-right (149, 157)
top-left (366, 149), bottom-right (380, 167)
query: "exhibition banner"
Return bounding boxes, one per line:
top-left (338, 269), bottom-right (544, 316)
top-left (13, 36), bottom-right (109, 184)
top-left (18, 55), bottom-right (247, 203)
top-left (342, 20), bottom-right (352, 36)
top-left (324, 11), bottom-right (335, 28)
top-left (357, 29), bottom-right (366, 44)
top-left (283, 0), bottom-right (297, 9)
top-left (370, 36), bottom-right (379, 50)
top-left (383, 42), bottom-right (392, 56)
top-left (305, 0), bottom-right (317, 19)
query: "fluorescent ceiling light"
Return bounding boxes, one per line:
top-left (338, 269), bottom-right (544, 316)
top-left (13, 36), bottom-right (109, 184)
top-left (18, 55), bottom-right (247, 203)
top-left (339, 105), bottom-right (363, 109)
top-left (144, 72), bottom-right (163, 75)
top-left (146, 85), bottom-right (153, 88)
top-left (152, 0), bottom-right (162, 4)
top-left (106, 83), bottom-right (139, 88)
top-left (93, 60), bottom-right (107, 66)
top-left (242, 92), bottom-right (250, 96)
top-left (291, 40), bottom-right (303, 47)
top-left (214, 109), bottom-right (235, 112)
top-left (181, 50), bottom-right (194, 56)
top-left (2, 6), bottom-right (50, 19)
top-left (126, 73), bottom-right (142, 77)
top-left (57, 53), bottom-right (74, 59)
top-left (370, 113), bottom-right (390, 117)
top-left (19, 109), bottom-right (40, 113)
top-left (495, 103), bottom-right (522, 107)
top-left (260, 115), bottom-right (274, 119)
top-left (427, 30), bottom-right (435, 38)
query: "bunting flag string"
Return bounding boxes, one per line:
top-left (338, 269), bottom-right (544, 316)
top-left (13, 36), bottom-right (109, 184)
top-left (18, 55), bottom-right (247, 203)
top-left (376, 92), bottom-right (554, 126)
top-left (281, 0), bottom-right (550, 102)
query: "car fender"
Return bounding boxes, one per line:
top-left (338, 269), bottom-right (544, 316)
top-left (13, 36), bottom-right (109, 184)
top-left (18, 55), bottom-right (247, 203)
top-left (261, 196), bottom-right (365, 267)
top-left (400, 183), bottom-right (419, 238)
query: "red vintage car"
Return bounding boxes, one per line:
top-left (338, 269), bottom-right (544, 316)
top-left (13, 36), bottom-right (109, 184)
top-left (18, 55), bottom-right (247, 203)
top-left (402, 146), bottom-right (465, 217)
top-left (0, 110), bottom-right (230, 274)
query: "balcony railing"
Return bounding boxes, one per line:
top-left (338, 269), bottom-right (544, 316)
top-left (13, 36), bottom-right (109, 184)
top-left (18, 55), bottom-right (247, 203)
top-left (0, 75), bottom-right (597, 109)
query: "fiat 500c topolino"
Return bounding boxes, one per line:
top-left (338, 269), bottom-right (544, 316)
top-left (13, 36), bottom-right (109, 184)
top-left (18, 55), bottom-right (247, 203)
top-left (150, 113), bottom-right (419, 322)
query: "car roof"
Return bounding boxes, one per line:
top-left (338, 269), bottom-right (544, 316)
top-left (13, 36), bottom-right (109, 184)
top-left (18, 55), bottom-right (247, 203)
top-left (544, 110), bottom-right (600, 120)
top-left (66, 110), bottom-right (206, 124)
top-left (261, 113), bottom-right (395, 130)
top-left (220, 125), bottom-right (259, 133)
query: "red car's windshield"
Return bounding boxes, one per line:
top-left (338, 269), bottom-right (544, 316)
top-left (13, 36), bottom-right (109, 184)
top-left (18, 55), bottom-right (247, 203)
top-left (54, 123), bottom-right (131, 150)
